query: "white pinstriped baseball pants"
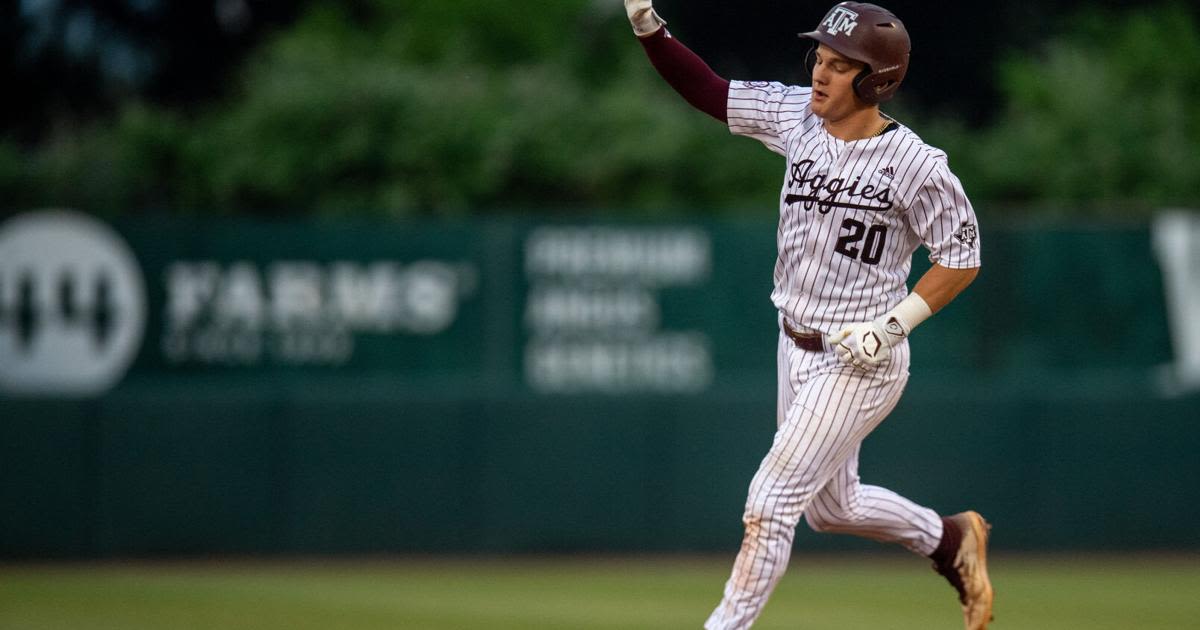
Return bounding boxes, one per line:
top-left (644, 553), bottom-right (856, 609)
top-left (703, 331), bottom-right (944, 630)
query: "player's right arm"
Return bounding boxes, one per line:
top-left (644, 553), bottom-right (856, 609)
top-left (624, 0), bottom-right (730, 123)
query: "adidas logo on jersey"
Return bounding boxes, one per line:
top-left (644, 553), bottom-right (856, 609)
top-left (877, 166), bottom-right (895, 179)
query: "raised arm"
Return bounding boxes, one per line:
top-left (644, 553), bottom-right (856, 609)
top-left (625, 0), bottom-right (730, 123)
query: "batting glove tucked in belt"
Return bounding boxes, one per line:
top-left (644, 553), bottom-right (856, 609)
top-left (624, 0), bottom-right (666, 37)
top-left (828, 293), bottom-right (932, 370)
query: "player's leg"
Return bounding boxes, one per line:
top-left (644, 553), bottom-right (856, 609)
top-left (803, 445), bottom-right (942, 556)
top-left (703, 341), bottom-right (910, 630)
top-left (805, 431), bottom-right (994, 629)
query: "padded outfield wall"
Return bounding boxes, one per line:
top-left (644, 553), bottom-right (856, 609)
top-left (1, 211), bottom-right (1198, 558)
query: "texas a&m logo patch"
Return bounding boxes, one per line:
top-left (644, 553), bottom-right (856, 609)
top-left (954, 222), bottom-right (979, 249)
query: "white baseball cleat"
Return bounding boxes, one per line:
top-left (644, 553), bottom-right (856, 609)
top-left (935, 511), bottom-right (994, 630)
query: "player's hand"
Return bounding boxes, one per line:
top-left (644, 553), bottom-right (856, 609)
top-left (624, 0), bottom-right (666, 37)
top-left (827, 320), bottom-right (893, 370)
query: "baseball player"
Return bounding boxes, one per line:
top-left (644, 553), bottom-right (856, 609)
top-left (623, 2), bottom-right (992, 628)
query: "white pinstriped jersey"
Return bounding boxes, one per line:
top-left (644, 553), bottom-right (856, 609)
top-left (727, 80), bottom-right (982, 333)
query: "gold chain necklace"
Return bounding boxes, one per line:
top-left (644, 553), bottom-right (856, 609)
top-left (870, 117), bottom-right (893, 138)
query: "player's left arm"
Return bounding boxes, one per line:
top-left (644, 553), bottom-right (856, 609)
top-left (830, 161), bottom-right (981, 370)
top-left (828, 264), bottom-right (979, 370)
top-left (912, 263), bottom-right (979, 314)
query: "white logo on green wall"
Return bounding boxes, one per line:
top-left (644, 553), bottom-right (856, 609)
top-left (162, 259), bottom-right (476, 365)
top-left (0, 210), bottom-right (147, 396)
top-left (1153, 210), bottom-right (1200, 395)
top-left (523, 226), bottom-right (714, 394)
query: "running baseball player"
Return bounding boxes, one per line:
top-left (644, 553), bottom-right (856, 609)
top-left (624, 2), bottom-right (992, 628)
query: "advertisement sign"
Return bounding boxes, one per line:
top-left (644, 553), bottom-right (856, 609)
top-left (2, 212), bottom-right (774, 398)
top-left (0, 210), bottom-right (146, 395)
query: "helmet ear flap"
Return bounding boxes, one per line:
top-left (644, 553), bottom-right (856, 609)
top-left (851, 66), bottom-right (873, 102)
top-left (853, 70), bottom-right (902, 104)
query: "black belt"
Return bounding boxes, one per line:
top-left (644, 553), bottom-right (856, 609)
top-left (782, 320), bottom-right (826, 352)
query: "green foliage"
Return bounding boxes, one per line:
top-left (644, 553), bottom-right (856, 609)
top-left (0, 140), bottom-right (32, 216)
top-left (3, 1), bottom-right (1196, 218)
top-left (2, 0), bottom-right (779, 218)
top-left (184, 0), bottom-right (779, 217)
top-left (925, 3), bottom-right (1200, 217)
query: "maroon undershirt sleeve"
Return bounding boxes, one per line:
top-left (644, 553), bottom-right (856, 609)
top-left (637, 29), bottom-right (730, 124)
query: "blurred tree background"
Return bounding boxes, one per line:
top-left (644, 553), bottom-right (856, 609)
top-left (1, 0), bottom-right (1197, 220)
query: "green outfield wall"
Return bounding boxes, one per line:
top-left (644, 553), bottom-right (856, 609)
top-left (2, 213), bottom-right (1198, 558)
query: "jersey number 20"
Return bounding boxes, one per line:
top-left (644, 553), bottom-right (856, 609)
top-left (834, 218), bottom-right (886, 265)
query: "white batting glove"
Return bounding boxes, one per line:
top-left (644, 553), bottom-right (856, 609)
top-left (827, 293), bottom-right (933, 371)
top-left (624, 0), bottom-right (666, 38)
top-left (828, 320), bottom-right (892, 370)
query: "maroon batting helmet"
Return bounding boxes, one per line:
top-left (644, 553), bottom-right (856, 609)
top-left (799, 2), bottom-right (911, 104)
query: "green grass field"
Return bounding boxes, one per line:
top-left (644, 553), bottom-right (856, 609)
top-left (3, 554), bottom-right (1197, 629)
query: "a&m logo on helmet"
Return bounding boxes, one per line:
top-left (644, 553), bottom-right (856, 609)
top-left (823, 6), bottom-right (860, 36)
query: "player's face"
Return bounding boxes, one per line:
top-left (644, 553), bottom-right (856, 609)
top-left (809, 44), bottom-right (868, 121)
